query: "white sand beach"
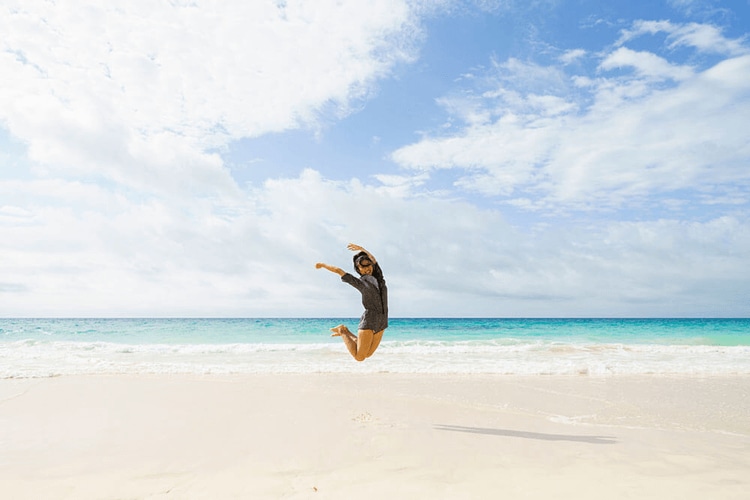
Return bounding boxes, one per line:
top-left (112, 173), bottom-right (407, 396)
top-left (1, 374), bottom-right (749, 499)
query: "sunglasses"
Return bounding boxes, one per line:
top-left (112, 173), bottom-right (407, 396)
top-left (357, 260), bottom-right (373, 268)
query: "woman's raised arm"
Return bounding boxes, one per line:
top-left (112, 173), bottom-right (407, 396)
top-left (347, 243), bottom-right (377, 264)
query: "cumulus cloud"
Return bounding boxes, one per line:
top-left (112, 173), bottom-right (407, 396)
top-left (0, 0), bottom-right (421, 194)
top-left (0, 167), bottom-right (512, 316)
top-left (391, 20), bottom-right (750, 211)
top-left (0, 0), bottom-right (427, 316)
top-left (559, 49), bottom-right (586, 65)
top-left (600, 47), bottom-right (694, 80)
top-left (3, 168), bottom-right (748, 317)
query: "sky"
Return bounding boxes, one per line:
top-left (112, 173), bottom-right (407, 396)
top-left (1, 0), bottom-right (749, 318)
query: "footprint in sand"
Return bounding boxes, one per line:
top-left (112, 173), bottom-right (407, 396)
top-left (352, 412), bottom-right (374, 423)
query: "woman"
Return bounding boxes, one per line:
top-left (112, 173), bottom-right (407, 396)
top-left (315, 243), bottom-right (388, 361)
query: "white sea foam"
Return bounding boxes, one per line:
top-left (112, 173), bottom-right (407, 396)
top-left (2, 339), bottom-right (750, 378)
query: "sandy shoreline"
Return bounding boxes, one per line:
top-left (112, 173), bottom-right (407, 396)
top-left (1, 374), bottom-right (749, 499)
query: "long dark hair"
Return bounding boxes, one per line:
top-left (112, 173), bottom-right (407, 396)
top-left (353, 251), bottom-right (387, 313)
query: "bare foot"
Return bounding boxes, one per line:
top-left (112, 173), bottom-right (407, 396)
top-left (330, 325), bottom-right (352, 337)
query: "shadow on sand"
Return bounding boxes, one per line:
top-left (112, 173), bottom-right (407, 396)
top-left (434, 425), bottom-right (617, 445)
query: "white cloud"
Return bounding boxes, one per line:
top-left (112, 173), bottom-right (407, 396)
top-left (618, 20), bottom-right (748, 55)
top-left (559, 48), bottom-right (586, 65)
top-left (391, 21), bottom-right (750, 210)
top-left (0, 0), bottom-right (430, 316)
top-left (0, 0), bottom-right (422, 194)
top-left (668, 0), bottom-right (739, 23)
top-left (3, 169), bottom-right (747, 317)
top-left (600, 47), bottom-right (694, 81)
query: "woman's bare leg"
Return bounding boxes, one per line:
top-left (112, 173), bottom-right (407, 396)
top-left (365, 330), bottom-right (385, 358)
top-left (355, 330), bottom-right (374, 361)
top-left (331, 325), bottom-right (374, 362)
top-left (330, 325), bottom-right (358, 358)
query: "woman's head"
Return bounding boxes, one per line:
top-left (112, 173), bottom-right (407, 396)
top-left (353, 251), bottom-right (386, 294)
top-left (353, 252), bottom-right (374, 276)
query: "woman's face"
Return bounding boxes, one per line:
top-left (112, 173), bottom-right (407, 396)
top-left (357, 259), bottom-right (374, 276)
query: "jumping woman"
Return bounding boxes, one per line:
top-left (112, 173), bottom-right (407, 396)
top-left (315, 243), bottom-right (388, 361)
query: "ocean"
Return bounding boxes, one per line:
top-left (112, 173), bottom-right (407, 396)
top-left (1, 318), bottom-right (749, 378)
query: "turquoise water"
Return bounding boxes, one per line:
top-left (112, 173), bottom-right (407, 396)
top-left (1, 318), bottom-right (749, 377)
top-left (3, 318), bottom-right (749, 344)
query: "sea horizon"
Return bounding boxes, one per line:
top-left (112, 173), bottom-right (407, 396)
top-left (2, 317), bottom-right (749, 378)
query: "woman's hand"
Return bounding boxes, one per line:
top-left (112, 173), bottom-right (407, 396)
top-left (347, 243), bottom-right (376, 264)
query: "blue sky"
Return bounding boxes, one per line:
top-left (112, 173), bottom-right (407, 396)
top-left (1, 0), bottom-right (749, 317)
